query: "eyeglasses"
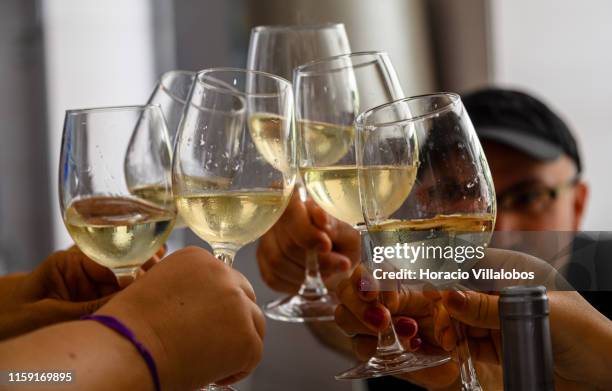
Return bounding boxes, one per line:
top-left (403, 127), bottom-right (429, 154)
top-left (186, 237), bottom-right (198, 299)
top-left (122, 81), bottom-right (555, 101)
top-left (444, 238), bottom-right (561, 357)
top-left (497, 177), bottom-right (579, 215)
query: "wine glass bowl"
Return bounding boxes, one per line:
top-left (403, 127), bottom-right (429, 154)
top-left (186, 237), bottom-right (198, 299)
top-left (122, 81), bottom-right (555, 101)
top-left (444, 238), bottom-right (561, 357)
top-left (59, 105), bottom-right (176, 280)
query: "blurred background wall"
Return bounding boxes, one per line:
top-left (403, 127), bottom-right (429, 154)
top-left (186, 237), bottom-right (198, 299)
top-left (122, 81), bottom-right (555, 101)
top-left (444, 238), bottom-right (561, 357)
top-left (0, 0), bottom-right (611, 388)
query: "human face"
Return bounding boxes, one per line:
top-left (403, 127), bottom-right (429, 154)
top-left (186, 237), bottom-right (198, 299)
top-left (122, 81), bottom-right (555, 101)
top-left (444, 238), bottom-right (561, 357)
top-left (483, 142), bottom-right (587, 231)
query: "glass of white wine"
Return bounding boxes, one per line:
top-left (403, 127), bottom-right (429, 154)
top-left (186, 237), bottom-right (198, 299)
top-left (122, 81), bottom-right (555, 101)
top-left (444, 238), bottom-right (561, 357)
top-left (59, 105), bottom-right (176, 282)
top-left (125, 70), bottom-right (196, 237)
top-left (356, 93), bottom-right (497, 389)
top-left (173, 68), bottom-right (295, 390)
top-left (248, 23), bottom-right (351, 323)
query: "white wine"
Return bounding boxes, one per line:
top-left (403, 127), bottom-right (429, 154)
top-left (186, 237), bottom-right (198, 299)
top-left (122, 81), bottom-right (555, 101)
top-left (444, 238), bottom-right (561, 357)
top-left (64, 196), bottom-right (175, 271)
top-left (302, 165), bottom-right (417, 227)
top-left (369, 214), bottom-right (495, 233)
top-left (249, 113), bottom-right (292, 171)
top-left (249, 113), bottom-right (353, 170)
top-left (175, 189), bottom-right (291, 248)
top-left (299, 118), bottom-right (354, 165)
top-left (129, 184), bottom-right (184, 228)
top-left (368, 214), bottom-right (495, 284)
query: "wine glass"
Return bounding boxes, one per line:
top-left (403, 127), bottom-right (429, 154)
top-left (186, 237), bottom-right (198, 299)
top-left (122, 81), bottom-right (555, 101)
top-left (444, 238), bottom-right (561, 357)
top-left (291, 51), bottom-right (450, 379)
top-left (59, 105), bottom-right (176, 282)
top-left (146, 70), bottom-right (195, 143)
top-left (172, 68), bottom-right (295, 390)
top-left (248, 23), bottom-right (351, 322)
top-left (126, 71), bottom-right (196, 241)
top-left (355, 93), bottom-right (497, 389)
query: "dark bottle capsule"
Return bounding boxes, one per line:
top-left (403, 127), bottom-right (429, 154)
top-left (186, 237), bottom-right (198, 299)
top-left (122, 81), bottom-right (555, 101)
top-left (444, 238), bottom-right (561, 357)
top-left (499, 286), bottom-right (555, 391)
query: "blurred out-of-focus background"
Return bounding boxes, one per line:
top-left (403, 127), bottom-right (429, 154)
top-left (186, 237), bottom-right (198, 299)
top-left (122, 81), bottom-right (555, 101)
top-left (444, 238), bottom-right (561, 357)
top-left (1, 0), bottom-right (610, 389)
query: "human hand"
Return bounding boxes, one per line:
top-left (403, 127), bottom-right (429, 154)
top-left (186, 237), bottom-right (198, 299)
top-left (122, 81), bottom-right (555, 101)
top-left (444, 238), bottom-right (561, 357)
top-left (96, 246), bottom-right (265, 390)
top-left (257, 191), bottom-right (360, 293)
top-left (0, 246), bottom-right (164, 340)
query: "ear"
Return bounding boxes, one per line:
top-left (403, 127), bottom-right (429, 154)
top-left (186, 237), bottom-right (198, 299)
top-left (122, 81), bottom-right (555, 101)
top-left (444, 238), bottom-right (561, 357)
top-left (572, 181), bottom-right (589, 230)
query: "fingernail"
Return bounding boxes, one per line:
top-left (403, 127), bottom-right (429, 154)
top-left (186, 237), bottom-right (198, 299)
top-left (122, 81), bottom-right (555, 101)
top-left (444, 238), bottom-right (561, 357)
top-left (357, 277), bottom-right (371, 292)
top-left (447, 290), bottom-right (467, 311)
top-left (410, 337), bottom-right (422, 350)
top-left (395, 318), bottom-right (418, 337)
top-left (364, 307), bottom-right (385, 328)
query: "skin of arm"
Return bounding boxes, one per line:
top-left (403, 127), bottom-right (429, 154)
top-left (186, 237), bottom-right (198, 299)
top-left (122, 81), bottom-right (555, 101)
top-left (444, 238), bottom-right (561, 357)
top-left (0, 320), bottom-right (158, 391)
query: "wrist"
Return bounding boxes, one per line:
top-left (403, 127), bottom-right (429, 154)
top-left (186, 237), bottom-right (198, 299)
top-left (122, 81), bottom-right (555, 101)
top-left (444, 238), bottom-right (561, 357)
top-left (94, 304), bottom-right (178, 390)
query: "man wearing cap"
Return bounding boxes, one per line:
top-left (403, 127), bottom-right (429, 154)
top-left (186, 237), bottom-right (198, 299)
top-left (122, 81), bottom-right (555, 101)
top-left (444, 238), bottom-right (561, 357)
top-left (464, 88), bottom-right (588, 232)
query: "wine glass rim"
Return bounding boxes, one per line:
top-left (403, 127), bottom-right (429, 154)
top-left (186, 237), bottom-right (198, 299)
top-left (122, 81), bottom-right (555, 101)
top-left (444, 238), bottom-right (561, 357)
top-left (195, 67), bottom-right (292, 98)
top-left (65, 104), bottom-right (162, 116)
top-left (356, 93), bottom-right (462, 128)
top-left (251, 22), bottom-right (345, 33)
top-left (159, 70), bottom-right (196, 104)
top-left (294, 51), bottom-right (389, 75)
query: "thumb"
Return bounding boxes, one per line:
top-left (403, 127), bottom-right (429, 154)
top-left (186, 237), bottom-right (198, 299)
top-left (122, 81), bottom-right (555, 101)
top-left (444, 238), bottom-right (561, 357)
top-left (441, 290), bottom-right (500, 330)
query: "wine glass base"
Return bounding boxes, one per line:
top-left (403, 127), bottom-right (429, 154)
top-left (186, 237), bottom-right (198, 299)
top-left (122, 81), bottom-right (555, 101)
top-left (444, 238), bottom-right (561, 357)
top-left (199, 385), bottom-right (236, 391)
top-left (335, 350), bottom-right (451, 380)
top-left (263, 293), bottom-right (338, 323)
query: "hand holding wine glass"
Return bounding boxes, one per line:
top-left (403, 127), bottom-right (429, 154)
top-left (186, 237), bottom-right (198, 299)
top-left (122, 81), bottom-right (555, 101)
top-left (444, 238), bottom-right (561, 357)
top-left (172, 67), bottom-right (295, 391)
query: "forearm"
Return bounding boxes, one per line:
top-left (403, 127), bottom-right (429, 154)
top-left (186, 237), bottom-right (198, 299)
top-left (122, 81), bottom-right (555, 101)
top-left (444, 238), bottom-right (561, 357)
top-left (0, 321), bottom-right (154, 391)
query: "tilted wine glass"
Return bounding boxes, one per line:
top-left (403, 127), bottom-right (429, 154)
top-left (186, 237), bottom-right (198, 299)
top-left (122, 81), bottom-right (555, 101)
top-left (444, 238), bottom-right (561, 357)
top-left (126, 70), bottom-right (195, 232)
top-left (60, 105), bottom-right (176, 282)
top-left (356, 93), bottom-right (497, 389)
top-left (172, 68), bottom-right (295, 390)
top-left (248, 23), bottom-right (351, 322)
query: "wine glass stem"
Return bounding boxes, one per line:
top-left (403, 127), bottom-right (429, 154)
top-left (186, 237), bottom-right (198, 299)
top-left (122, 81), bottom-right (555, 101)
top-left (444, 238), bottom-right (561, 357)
top-left (213, 250), bottom-right (236, 267)
top-left (453, 319), bottom-right (483, 391)
top-left (113, 267), bottom-right (139, 288)
top-left (298, 250), bottom-right (329, 298)
top-left (375, 300), bottom-right (405, 357)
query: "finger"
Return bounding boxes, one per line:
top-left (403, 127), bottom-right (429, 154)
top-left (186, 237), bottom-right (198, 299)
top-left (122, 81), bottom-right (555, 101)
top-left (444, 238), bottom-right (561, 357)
top-left (257, 237), bottom-right (305, 284)
top-left (335, 305), bottom-right (376, 336)
top-left (234, 271), bottom-right (257, 303)
top-left (393, 316), bottom-right (418, 339)
top-left (442, 290), bottom-right (500, 330)
top-left (337, 277), bottom-right (390, 332)
top-left (348, 265), bottom-right (379, 302)
top-left (257, 236), bottom-right (303, 293)
top-left (390, 286), bottom-right (436, 318)
top-left (416, 316), bottom-right (438, 347)
top-left (318, 252), bottom-right (352, 277)
top-left (304, 197), bottom-right (329, 230)
top-left (275, 192), bottom-right (332, 255)
top-left (433, 302), bottom-right (456, 351)
top-left (352, 335), bottom-right (377, 361)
